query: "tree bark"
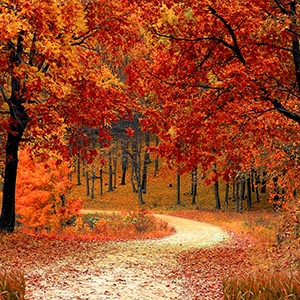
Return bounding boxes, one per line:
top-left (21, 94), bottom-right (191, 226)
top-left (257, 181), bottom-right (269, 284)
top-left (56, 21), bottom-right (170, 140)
top-left (0, 31), bottom-right (30, 232)
top-left (0, 98), bottom-right (29, 232)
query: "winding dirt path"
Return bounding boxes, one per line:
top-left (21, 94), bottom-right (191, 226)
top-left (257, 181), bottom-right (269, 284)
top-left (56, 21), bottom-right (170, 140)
top-left (26, 213), bottom-right (228, 300)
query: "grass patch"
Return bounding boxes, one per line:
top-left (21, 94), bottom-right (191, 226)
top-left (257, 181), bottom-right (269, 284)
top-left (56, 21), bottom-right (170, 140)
top-left (223, 272), bottom-right (300, 300)
top-left (0, 271), bottom-right (25, 300)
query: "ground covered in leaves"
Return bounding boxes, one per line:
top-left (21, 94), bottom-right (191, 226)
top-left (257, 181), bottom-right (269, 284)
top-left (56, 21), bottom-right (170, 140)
top-left (1, 214), bottom-right (235, 300)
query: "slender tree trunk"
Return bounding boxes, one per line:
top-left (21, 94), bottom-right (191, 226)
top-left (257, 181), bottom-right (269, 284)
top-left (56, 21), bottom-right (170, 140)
top-left (91, 167), bottom-right (95, 199)
top-left (261, 171), bottom-right (267, 193)
top-left (86, 170), bottom-right (90, 196)
top-left (176, 171), bottom-right (181, 205)
top-left (141, 132), bottom-right (150, 193)
top-left (213, 163), bottom-right (220, 210)
top-left (120, 140), bottom-right (128, 185)
top-left (246, 173), bottom-right (252, 209)
top-left (77, 150), bottom-right (81, 185)
top-left (108, 151), bottom-right (113, 192)
top-left (255, 170), bottom-right (260, 202)
top-left (224, 182), bottom-right (229, 211)
top-left (99, 168), bottom-right (103, 195)
top-left (191, 167), bottom-right (198, 205)
top-left (131, 138), bottom-right (144, 205)
top-left (239, 175), bottom-right (244, 213)
top-left (235, 178), bottom-right (240, 213)
top-left (154, 135), bottom-right (159, 177)
top-left (113, 156), bottom-right (117, 190)
top-left (214, 180), bottom-right (221, 210)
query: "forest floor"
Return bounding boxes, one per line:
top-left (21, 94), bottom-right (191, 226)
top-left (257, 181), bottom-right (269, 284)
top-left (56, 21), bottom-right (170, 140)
top-left (25, 213), bottom-right (230, 300)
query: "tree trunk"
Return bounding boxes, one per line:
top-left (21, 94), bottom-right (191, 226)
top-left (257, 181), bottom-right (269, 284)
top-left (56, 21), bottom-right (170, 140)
top-left (91, 167), bottom-right (95, 199)
top-left (153, 135), bottom-right (159, 177)
top-left (0, 69), bottom-right (29, 232)
top-left (213, 163), bottom-right (220, 210)
top-left (108, 151), bottom-right (113, 192)
top-left (99, 168), bottom-right (103, 195)
top-left (191, 167), bottom-right (198, 205)
top-left (235, 179), bottom-right (240, 213)
top-left (113, 156), bottom-right (117, 190)
top-left (0, 132), bottom-right (23, 232)
top-left (85, 170), bottom-right (90, 196)
top-left (141, 132), bottom-right (150, 193)
top-left (120, 140), bottom-right (128, 185)
top-left (261, 171), bottom-right (267, 193)
top-left (176, 171), bottom-right (181, 205)
top-left (214, 180), bottom-right (221, 210)
top-left (224, 182), bottom-right (229, 211)
top-left (246, 173), bottom-right (252, 209)
top-left (76, 150), bottom-right (81, 185)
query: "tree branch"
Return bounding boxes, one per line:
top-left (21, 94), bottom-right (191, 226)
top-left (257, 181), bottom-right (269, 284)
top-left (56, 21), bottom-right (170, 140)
top-left (208, 6), bottom-right (246, 65)
top-left (271, 98), bottom-right (300, 124)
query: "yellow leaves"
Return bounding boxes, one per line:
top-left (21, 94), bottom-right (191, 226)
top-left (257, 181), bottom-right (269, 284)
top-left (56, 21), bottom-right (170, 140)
top-left (160, 3), bottom-right (179, 25)
top-left (168, 126), bottom-right (177, 138)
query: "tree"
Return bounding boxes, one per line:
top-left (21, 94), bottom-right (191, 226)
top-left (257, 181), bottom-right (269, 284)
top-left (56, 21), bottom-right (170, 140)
top-left (0, 0), bottom-right (137, 232)
top-left (16, 147), bottom-right (81, 231)
top-left (126, 1), bottom-right (300, 205)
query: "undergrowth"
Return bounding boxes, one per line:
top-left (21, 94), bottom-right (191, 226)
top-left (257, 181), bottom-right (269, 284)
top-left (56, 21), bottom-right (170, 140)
top-left (223, 272), bottom-right (300, 300)
top-left (23, 210), bottom-right (175, 241)
top-left (0, 271), bottom-right (25, 300)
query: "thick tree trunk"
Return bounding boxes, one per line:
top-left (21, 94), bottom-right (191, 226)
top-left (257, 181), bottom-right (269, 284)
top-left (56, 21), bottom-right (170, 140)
top-left (0, 133), bottom-right (21, 232)
top-left (0, 109), bottom-right (28, 232)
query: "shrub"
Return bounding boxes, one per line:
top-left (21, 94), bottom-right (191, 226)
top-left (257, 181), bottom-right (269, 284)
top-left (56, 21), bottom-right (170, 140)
top-left (0, 270), bottom-right (25, 300)
top-left (223, 272), bottom-right (300, 300)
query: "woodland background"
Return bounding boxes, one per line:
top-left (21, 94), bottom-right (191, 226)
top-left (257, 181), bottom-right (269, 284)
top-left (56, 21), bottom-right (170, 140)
top-left (1, 0), bottom-right (300, 299)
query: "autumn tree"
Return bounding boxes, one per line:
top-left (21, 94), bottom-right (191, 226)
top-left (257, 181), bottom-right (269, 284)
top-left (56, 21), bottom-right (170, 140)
top-left (16, 146), bottom-right (81, 230)
top-left (126, 1), bottom-right (300, 207)
top-left (0, 0), bottom-right (138, 232)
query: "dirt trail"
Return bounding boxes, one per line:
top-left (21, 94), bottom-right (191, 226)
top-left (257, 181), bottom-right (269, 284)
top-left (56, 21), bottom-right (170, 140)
top-left (26, 213), bottom-right (228, 300)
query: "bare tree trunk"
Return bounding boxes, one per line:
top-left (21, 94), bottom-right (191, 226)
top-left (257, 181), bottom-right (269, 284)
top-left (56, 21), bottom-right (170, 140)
top-left (99, 168), bottom-right (103, 195)
top-left (91, 167), bottom-right (95, 199)
top-left (224, 182), bottom-right (229, 211)
top-left (77, 150), bottom-right (81, 185)
top-left (120, 140), bottom-right (128, 185)
top-left (176, 171), bottom-right (181, 205)
top-left (141, 132), bottom-right (150, 193)
top-left (86, 170), bottom-right (90, 196)
top-left (154, 136), bottom-right (159, 177)
top-left (213, 163), bottom-right (220, 210)
top-left (235, 177), bottom-right (240, 213)
top-left (246, 173), bottom-right (252, 209)
top-left (191, 167), bottom-right (198, 205)
top-left (108, 151), bottom-right (113, 192)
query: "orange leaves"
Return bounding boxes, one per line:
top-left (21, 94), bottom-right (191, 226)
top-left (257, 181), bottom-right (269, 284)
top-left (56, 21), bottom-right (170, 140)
top-left (16, 147), bottom-right (82, 231)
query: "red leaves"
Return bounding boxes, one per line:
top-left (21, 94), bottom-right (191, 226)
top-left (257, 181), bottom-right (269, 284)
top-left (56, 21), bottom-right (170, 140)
top-left (126, 127), bottom-right (135, 137)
